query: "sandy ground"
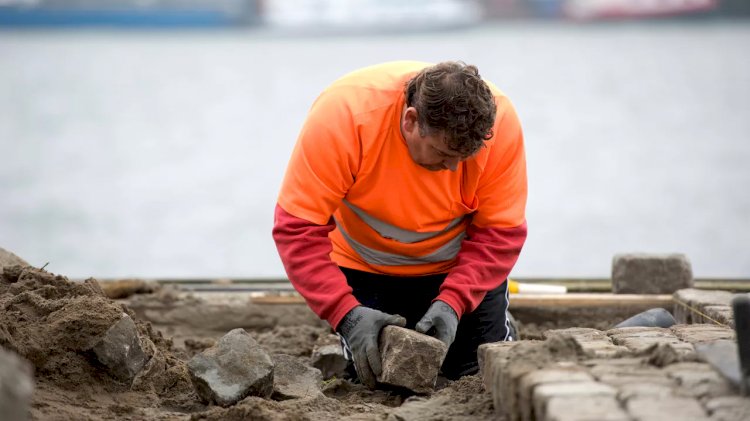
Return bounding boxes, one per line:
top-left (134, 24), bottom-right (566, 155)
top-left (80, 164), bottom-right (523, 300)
top-left (1, 266), bottom-right (652, 420)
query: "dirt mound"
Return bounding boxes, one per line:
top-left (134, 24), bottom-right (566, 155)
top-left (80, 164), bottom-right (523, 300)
top-left (0, 265), bottom-right (198, 415)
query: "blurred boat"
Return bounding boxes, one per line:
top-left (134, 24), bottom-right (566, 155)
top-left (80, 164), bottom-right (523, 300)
top-left (563, 0), bottom-right (719, 21)
top-left (262, 0), bottom-right (483, 33)
top-left (0, 0), bottom-right (261, 27)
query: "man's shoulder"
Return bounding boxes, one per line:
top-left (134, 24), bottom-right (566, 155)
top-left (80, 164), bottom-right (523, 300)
top-left (326, 61), bottom-right (428, 94)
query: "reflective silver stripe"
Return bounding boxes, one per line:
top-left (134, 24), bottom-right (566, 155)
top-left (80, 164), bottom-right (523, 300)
top-left (343, 199), bottom-right (465, 244)
top-left (335, 218), bottom-right (466, 266)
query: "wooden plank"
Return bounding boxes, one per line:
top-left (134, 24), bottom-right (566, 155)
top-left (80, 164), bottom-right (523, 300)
top-left (250, 293), bottom-right (673, 308)
top-left (508, 293), bottom-right (673, 309)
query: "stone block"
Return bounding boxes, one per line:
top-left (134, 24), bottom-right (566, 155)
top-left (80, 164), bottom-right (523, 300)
top-left (90, 313), bottom-right (148, 383)
top-left (478, 341), bottom-right (517, 390)
top-left (590, 363), bottom-right (672, 387)
top-left (377, 326), bottom-right (448, 394)
top-left (545, 396), bottom-right (630, 421)
top-left (188, 328), bottom-right (274, 406)
top-left (532, 381), bottom-right (617, 421)
top-left (673, 289), bottom-right (733, 325)
top-left (0, 347), bottom-right (34, 421)
top-left (272, 354), bottom-right (323, 400)
top-left (612, 253), bottom-right (693, 294)
top-left (665, 362), bottom-right (734, 399)
top-left (626, 396), bottom-right (707, 421)
top-left (705, 396), bottom-right (750, 421)
top-left (671, 324), bottom-right (735, 344)
top-left (518, 366), bottom-right (592, 421)
top-left (310, 343), bottom-right (348, 380)
top-left (617, 382), bottom-right (674, 401)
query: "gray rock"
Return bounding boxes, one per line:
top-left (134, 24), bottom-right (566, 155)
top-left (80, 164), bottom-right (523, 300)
top-left (614, 308), bottom-right (677, 329)
top-left (377, 326), bottom-right (448, 394)
top-left (90, 313), bottom-right (148, 383)
top-left (188, 328), bottom-right (274, 406)
top-left (0, 347), bottom-right (35, 421)
top-left (272, 354), bottom-right (323, 400)
top-left (310, 343), bottom-right (348, 379)
top-left (612, 253), bottom-right (693, 294)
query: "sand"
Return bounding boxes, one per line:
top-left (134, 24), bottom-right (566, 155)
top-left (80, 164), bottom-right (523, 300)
top-left (1, 266), bottom-right (647, 420)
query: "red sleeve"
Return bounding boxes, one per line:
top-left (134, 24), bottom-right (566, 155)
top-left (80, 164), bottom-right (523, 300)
top-left (272, 203), bottom-right (360, 330)
top-left (436, 221), bottom-right (527, 318)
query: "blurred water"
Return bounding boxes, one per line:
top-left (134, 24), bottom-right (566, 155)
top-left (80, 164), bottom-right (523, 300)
top-left (1, 21), bottom-right (749, 279)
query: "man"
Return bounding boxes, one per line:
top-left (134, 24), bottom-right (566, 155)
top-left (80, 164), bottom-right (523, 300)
top-left (273, 61), bottom-right (527, 388)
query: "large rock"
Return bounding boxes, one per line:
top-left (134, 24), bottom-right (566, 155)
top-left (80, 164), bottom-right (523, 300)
top-left (90, 313), bottom-right (148, 383)
top-left (310, 342), bottom-right (348, 380)
top-left (377, 326), bottom-right (448, 394)
top-left (272, 354), bottom-right (323, 400)
top-left (0, 347), bottom-right (34, 421)
top-left (612, 253), bottom-right (693, 294)
top-left (188, 328), bottom-right (274, 406)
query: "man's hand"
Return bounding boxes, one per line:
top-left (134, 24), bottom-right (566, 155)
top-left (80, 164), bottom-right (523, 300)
top-left (416, 300), bottom-right (459, 347)
top-left (338, 306), bottom-right (406, 389)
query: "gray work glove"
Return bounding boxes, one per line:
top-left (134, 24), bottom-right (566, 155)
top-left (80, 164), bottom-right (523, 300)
top-left (338, 306), bottom-right (406, 389)
top-left (416, 300), bottom-right (459, 347)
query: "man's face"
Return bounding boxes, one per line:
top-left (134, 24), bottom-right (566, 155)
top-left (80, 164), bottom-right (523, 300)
top-left (401, 106), bottom-right (465, 172)
top-left (408, 131), bottom-right (464, 172)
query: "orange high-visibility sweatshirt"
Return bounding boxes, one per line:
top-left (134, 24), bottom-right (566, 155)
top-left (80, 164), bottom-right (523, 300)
top-left (274, 61), bottom-right (527, 329)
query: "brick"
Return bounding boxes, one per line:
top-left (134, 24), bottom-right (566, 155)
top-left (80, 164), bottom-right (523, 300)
top-left (617, 382), bottom-right (674, 401)
top-left (478, 341), bottom-right (516, 390)
top-left (626, 396), bottom-right (708, 421)
top-left (545, 396), bottom-right (630, 421)
top-left (533, 381), bottom-right (617, 421)
top-left (518, 366), bottom-right (592, 421)
top-left (665, 362), bottom-right (734, 399)
top-left (377, 326), bottom-right (448, 394)
top-left (612, 253), bottom-right (693, 294)
top-left (671, 324), bottom-right (735, 344)
top-left (673, 289), bottom-right (733, 325)
top-left (705, 396), bottom-right (750, 421)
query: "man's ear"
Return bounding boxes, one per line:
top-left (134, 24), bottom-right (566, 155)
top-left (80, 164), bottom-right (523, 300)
top-left (402, 107), bottom-right (418, 134)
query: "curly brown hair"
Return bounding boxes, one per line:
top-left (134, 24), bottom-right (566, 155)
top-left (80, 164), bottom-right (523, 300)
top-left (405, 61), bottom-right (497, 157)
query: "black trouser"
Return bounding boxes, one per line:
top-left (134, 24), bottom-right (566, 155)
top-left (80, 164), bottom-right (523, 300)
top-left (340, 267), bottom-right (513, 379)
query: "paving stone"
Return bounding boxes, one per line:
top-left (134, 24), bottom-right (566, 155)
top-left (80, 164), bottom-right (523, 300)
top-left (576, 341), bottom-right (630, 358)
top-left (188, 328), bottom-right (274, 406)
top-left (590, 363), bottom-right (672, 387)
top-left (310, 343), bottom-right (348, 380)
top-left (617, 382), bottom-right (675, 401)
top-left (0, 347), bottom-right (34, 421)
top-left (612, 253), bottom-right (693, 294)
top-left (478, 341), bottom-right (517, 391)
top-left (671, 324), bottom-right (735, 344)
top-left (497, 361), bottom-right (539, 421)
top-left (705, 396), bottom-right (750, 421)
top-left (703, 306), bottom-right (734, 327)
top-left (665, 362), bottom-right (735, 399)
top-left (543, 328), bottom-right (604, 341)
top-left (517, 365), bottom-right (592, 421)
top-left (545, 395), bottom-right (630, 421)
top-left (626, 396), bottom-right (709, 421)
top-left (673, 289), bottom-right (734, 325)
top-left (272, 354), bottom-right (323, 400)
top-left (533, 381), bottom-right (617, 421)
top-left (377, 326), bottom-right (448, 394)
top-left (90, 313), bottom-right (148, 383)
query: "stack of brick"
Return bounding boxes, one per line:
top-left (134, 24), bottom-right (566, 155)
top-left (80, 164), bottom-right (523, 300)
top-left (479, 325), bottom-right (745, 421)
top-left (673, 289), bottom-right (736, 327)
